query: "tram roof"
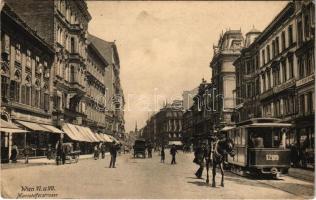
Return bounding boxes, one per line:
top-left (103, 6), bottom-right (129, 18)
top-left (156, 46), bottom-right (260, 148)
top-left (245, 123), bottom-right (292, 128)
top-left (236, 118), bottom-right (283, 126)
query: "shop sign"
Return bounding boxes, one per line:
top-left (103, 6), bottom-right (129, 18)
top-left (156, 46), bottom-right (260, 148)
top-left (296, 75), bottom-right (315, 87)
top-left (273, 79), bottom-right (296, 94)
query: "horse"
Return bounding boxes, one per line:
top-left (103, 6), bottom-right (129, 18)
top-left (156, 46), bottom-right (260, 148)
top-left (205, 137), bottom-right (235, 187)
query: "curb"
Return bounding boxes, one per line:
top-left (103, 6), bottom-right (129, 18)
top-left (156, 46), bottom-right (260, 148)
top-left (287, 168), bottom-right (315, 182)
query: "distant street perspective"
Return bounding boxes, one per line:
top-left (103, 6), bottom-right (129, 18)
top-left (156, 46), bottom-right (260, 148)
top-left (1, 152), bottom-right (314, 199)
top-left (0, 0), bottom-right (315, 199)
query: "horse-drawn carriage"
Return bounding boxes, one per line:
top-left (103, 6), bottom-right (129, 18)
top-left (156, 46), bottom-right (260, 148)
top-left (56, 142), bottom-right (80, 164)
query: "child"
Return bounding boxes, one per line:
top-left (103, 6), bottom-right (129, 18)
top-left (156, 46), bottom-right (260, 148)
top-left (160, 146), bottom-right (165, 163)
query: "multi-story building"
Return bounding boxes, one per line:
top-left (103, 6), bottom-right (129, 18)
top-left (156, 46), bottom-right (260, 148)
top-left (6, 0), bottom-right (92, 128)
top-left (233, 28), bottom-right (261, 122)
top-left (141, 100), bottom-right (183, 147)
top-left (85, 36), bottom-right (108, 133)
top-left (293, 1), bottom-right (314, 168)
top-left (190, 79), bottom-right (213, 146)
top-left (182, 87), bottom-right (199, 111)
top-left (1, 4), bottom-right (57, 161)
top-left (233, 1), bottom-right (314, 168)
top-left (210, 30), bottom-right (244, 129)
top-left (87, 34), bottom-right (125, 140)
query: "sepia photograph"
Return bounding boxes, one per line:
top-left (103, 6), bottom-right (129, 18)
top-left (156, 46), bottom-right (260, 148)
top-left (0, 0), bottom-right (315, 199)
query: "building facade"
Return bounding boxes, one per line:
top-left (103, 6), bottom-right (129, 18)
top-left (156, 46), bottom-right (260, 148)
top-left (1, 4), bottom-right (56, 160)
top-left (210, 30), bottom-right (244, 129)
top-left (233, 1), bottom-right (314, 168)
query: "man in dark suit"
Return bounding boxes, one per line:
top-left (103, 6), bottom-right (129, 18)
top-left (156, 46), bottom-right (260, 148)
top-left (170, 144), bottom-right (177, 164)
top-left (109, 141), bottom-right (118, 168)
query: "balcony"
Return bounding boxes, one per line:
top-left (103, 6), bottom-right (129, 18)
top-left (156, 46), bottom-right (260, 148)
top-left (260, 89), bottom-right (273, 101)
top-left (68, 53), bottom-right (85, 64)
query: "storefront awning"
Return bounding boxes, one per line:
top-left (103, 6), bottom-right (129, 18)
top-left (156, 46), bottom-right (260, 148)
top-left (16, 120), bottom-right (50, 132)
top-left (93, 133), bottom-right (104, 142)
top-left (102, 134), bottom-right (113, 142)
top-left (247, 123), bottom-right (292, 128)
top-left (82, 127), bottom-right (100, 142)
top-left (40, 124), bottom-right (64, 134)
top-left (219, 126), bottom-right (235, 132)
top-left (0, 119), bottom-right (28, 133)
top-left (62, 123), bottom-right (86, 142)
top-left (169, 141), bottom-right (183, 146)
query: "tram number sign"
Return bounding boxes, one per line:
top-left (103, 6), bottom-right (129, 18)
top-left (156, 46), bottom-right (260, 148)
top-left (266, 154), bottom-right (279, 161)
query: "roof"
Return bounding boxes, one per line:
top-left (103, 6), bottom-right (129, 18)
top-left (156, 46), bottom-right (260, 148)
top-left (87, 34), bottom-right (115, 64)
top-left (2, 4), bottom-right (54, 54)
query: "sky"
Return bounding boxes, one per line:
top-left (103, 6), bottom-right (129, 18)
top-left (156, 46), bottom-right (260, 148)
top-left (87, 1), bottom-right (288, 132)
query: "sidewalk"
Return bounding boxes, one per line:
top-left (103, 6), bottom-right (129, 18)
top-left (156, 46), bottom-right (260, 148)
top-left (287, 167), bottom-right (315, 182)
top-left (1, 153), bottom-right (110, 170)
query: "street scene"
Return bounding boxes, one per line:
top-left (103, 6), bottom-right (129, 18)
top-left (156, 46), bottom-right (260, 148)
top-left (2, 152), bottom-right (314, 199)
top-left (0, 0), bottom-right (315, 199)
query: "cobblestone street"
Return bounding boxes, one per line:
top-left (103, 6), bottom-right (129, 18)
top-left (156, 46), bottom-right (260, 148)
top-left (1, 152), bottom-right (314, 199)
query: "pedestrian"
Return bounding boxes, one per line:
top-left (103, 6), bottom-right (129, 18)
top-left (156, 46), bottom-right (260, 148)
top-left (170, 144), bottom-right (177, 164)
top-left (160, 146), bottom-right (165, 163)
top-left (194, 143), bottom-right (207, 178)
top-left (101, 143), bottom-right (106, 159)
top-left (109, 141), bottom-right (118, 168)
top-left (23, 144), bottom-right (32, 164)
top-left (94, 145), bottom-right (99, 160)
top-left (10, 145), bottom-right (18, 163)
top-left (147, 143), bottom-right (153, 158)
top-left (47, 144), bottom-right (52, 160)
top-left (55, 140), bottom-right (62, 165)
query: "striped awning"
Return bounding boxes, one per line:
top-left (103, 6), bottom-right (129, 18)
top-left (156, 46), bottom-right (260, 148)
top-left (0, 119), bottom-right (28, 133)
top-left (16, 120), bottom-right (51, 132)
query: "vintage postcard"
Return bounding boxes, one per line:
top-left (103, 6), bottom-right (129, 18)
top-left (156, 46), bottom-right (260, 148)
top-left (0, 0), bottom-right (315, 199)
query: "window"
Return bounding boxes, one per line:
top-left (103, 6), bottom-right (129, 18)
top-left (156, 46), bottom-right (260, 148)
top-left (288, 25), bottom-right (293, 46)
top-left (255, 78), bottom-right (260, 95)
top-left (10, 80), bottom-right (20, 102)
top-left (267, 70), bottom-right (271, 89)
top-left (266, 45), bottom-right (270, 61)
top-left (297, 21), bottom-right (303, 45)
top-left (306, 51), bottom-right (312, 76)
top-left (262, 50), bottom-right (265, 65)
top-left (281, 31), bottom-right (286, 51)
top-left (26, 50), bottom-right (31, 68)
top-left (15, 43), bottom-right (21, 63)
top-left (304, 14), bottom-right (310, 38)
top-left (275, 37), bottom-right (279, 55)
top-left (288, 55), bottom-right (294, 79)
top-left (306, 92), bottom-right (313, 114)
top-left (1, 76), bottom-right (9, 99)
top-left (281, 60), bottom-right (287, 82)
top-left (25, 85), bottom-right (31, 105)
top-left (299, 57), bottom-right (305, 79)
top-left (71, 37), bottom-right (75, 53)
top-left (299, 95), bottom-right (305, 115)
top-left (272, 41), bottom-right (275, 58)
top-left (262, 74), bottom-right (266, 92)
top-left (35, 89), bottom-right (40, 108)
